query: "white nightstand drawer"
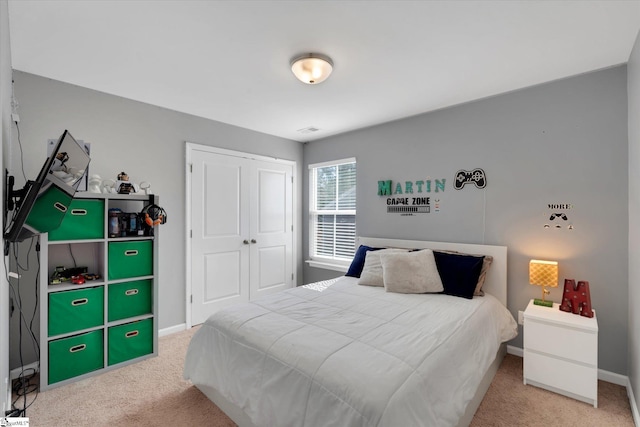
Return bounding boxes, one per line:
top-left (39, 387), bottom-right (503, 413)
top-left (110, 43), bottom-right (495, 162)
top-left (524, 350), bottom-right (597, 405)
top-left (524, 318), bottom-right (597, 365)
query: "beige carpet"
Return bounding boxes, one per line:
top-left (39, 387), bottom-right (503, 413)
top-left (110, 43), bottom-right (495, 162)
top-left (471, 355), bottom-right (634, 427)
top-left (23, 326), bottom-right (634, 426)
top-left (25, 326), bottom-right (234, 427)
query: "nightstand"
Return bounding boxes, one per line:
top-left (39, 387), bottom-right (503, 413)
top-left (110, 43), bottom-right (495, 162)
top-left (523, 299), bottom-right (598, 407)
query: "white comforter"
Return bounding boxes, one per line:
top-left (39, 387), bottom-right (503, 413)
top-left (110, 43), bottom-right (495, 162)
top-left (184, 276), bottom-right (517, 427)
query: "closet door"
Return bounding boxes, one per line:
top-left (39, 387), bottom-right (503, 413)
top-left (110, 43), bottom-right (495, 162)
top-left (191, 151), bottom-right (251, 326)
top-left (249, 160), bottom-right (293, 299)
top-left (189, 145), bottom-right (294, 326)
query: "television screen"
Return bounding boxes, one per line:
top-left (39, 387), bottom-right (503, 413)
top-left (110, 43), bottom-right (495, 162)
top-left (4, 130), bottom-right (91, 243)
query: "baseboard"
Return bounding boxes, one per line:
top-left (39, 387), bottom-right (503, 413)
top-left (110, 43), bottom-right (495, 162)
top-left (627, 380), bottom-right (640, 427)
top-left (9, 361), bottom-right (39, 381)
top-left (507, 345), bottom-right (523, 357)
top-left (599, 368), bottom-right (628, 386)
top-left (159, 323), bottom-right (187, 337)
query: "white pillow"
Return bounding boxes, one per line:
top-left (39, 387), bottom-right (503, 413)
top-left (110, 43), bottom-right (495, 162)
top-left (357, 248), bottom-right (407, 287)
top-left (380, 249), bottom-right (444, 294)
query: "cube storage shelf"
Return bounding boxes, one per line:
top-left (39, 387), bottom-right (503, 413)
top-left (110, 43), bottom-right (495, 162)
top-left (39, 193), bottom-right (159, 389)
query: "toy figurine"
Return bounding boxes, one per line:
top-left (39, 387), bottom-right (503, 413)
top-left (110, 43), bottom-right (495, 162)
top-left (114, 171), bottom-right (139, 194)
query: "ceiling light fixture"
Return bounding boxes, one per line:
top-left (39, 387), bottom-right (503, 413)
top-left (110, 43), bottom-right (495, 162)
top-left (290, 53), bottom-right (333, 85)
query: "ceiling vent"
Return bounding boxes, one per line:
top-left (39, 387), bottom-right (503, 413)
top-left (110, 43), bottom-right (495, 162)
top-left (297, 126), bottom-right (320, 134)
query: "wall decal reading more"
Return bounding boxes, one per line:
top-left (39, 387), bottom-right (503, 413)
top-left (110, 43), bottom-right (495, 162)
top-left (454, 168), bottom-right (486, 190)
top-left (543, 202), bottom-right (574, 230)
top-left (548, 203), bottom-right (572, 210)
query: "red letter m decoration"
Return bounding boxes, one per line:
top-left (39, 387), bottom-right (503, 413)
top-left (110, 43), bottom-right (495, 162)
top-left (559, 279), bottom-right (594, 318)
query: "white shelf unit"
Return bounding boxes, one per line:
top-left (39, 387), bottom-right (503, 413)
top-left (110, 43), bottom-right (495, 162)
top-left (39, 193), bottom-right (159, 390)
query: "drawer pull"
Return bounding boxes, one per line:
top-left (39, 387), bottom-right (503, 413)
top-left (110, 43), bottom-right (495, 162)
top-left (125, 289), bottom-right (139, 296)
top-left (71, 298), bottom-right (88, 306)
top-left (71, 209), bottom-right (87, 216)
top-left (69, 344), bottom-right (86, 353)
top-left (124, 250), bottom-right (139, 256)
top-left (125, 330), bottom-right (139, 338)
top-left (53, 202), bottom-right (68, 213)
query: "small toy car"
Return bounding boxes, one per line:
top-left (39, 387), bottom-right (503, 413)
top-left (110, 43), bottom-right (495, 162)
top-left (71, 275), bottom-right (85, 285)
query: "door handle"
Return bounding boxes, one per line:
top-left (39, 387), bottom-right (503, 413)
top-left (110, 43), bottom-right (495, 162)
top-left (243, 240), bottom-right (249, 244)
top-left (251, 239), bottom-right (257, 244)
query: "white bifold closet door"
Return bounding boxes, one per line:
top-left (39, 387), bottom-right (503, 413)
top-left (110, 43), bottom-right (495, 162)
top-left (190, 146), bottom-right (294, 326)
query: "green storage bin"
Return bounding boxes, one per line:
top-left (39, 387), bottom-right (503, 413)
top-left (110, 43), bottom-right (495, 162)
top-left (108, 240), bottom-right (153, 280)
top-left (25, 185), bottom-right (73, 233)
top-left (108, 318), bottom-right (153, 365)
top-left (49, 329), bottom-right (104, 384)
top-left (49, 286), bottom-right (104, 337)
top-left (49, 199), bottom-right (104, 241)
top-left (108, 279), bottom-right (152, 321)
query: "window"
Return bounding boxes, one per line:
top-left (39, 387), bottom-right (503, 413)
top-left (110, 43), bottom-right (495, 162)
top-left (309, 158), bottom-right (356, 270)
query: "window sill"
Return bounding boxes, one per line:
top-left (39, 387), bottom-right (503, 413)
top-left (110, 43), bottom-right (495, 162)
top-left (305, 260), bottom-right (349, 273)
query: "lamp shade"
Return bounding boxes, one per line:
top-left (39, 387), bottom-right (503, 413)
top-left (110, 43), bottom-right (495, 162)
top-left (529, 259), bottom-right (558, 288)
top-left (290, 54), bottom-right (333, 84)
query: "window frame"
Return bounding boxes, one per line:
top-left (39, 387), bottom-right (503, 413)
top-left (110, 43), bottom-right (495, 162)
top-left (307, 157), bottom-right (356, 272)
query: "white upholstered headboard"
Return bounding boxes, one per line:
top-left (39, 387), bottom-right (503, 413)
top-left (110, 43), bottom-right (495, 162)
top-left (356, 237), bottom-right (508, 306)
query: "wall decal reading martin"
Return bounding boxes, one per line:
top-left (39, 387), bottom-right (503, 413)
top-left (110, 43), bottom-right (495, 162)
top-left (377, 178), bottom-right (446, 215)
top-left (377, 179), bottom-right (446, 195)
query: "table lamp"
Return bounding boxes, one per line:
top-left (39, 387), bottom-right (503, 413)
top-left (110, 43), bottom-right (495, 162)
top-left (529, 259), bottom-right (558, 307)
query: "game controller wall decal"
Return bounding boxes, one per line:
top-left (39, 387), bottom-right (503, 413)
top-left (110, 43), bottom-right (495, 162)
top-left (454, 168), bottom-right (486, 190)
top-left (549, 213), bottom-right (568, 221)
top-left (543, 203), bottom-right (574, 230)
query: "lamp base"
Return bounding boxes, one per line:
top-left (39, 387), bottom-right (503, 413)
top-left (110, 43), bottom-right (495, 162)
top-left (533, 298), bottom-right (553, 307)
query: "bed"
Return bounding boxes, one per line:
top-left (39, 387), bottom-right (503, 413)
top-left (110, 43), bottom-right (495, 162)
top-left (184, 237), bottom-right (518, 427)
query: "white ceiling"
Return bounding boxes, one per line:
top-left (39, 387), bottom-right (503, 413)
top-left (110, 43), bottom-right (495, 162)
top-left (8, 1), bottom-right (640, 142)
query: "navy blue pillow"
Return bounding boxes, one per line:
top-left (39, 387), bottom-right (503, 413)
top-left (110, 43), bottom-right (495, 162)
top-left (433, 251), bottom-right (485, 299)
top-left (345, 245), bottom-right (382, 278)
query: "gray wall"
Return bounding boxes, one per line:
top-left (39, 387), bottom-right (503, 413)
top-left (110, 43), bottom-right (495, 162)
top-left (0, 0), bottom-right (11, 410)
top-left (8, 71), bottom-right (303, 369)
top-left (304, 66), bottom-right (629, 375)
top-left (628, 29), bottom-right (640, 416)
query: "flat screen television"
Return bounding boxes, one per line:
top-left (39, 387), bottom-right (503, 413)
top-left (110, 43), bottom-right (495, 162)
top-left (4, 130), bottom-right (91, 244)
